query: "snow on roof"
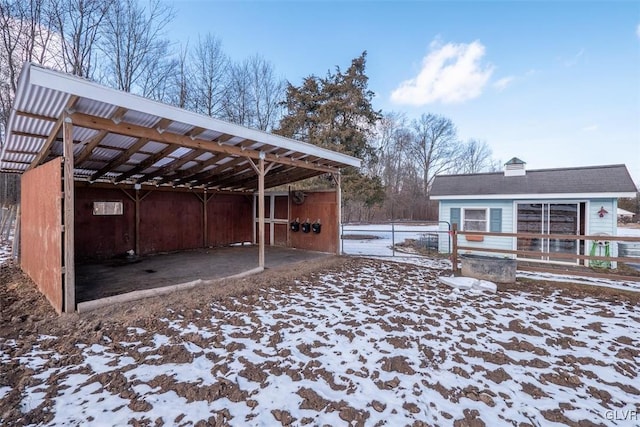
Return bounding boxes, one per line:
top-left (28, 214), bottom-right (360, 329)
top-left (617, 208), bottom-right (636, 216)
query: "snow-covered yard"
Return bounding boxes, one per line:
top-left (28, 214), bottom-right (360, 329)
top-left (1, 257), bottom-right (639, 426)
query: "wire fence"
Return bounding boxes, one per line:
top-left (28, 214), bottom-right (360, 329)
top-left (340, 221), bottom-right (451, 257)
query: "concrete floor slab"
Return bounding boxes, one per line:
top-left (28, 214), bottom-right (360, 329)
top-left (75, 246), bottom-right (330, 303)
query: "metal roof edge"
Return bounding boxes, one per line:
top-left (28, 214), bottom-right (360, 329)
top-left (1, 61), bottom-right (32, 166)
top-left (27, 64), bottom-right (361, 168)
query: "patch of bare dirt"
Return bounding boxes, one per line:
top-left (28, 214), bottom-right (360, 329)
top-left (2, 255), bottom-right (640, 426)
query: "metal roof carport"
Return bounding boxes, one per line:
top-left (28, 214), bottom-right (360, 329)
top-left (1, 63), bottom-right (361, 313)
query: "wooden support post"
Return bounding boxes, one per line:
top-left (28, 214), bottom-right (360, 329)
top-left (335, 173), bottom-right (342, 255)
top-left (451, 223), bottom-right (459, 275)
top-left (11, 204), bottom-right (20, 261)
top-left (63, 115), bottom-right (75, 313)
top-left (287, 186), bottom-right (291, 247)
top-left (203, 192), bottom-right (211, 248)
top-left (135, 188), bottom-right (140, 255)
top-left (247, 154), bottom-right (272, 269)
top-left (258, 154), bottom-right (265, 269)
top-left (120, 187), bottom-right (148, 256)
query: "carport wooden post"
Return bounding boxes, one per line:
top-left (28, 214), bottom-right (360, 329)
top-left (121, 187), bottom-right (151, 256)
top-left (203, 191), bottom-right (208, 247)
top-left (258, 155), bottom-right (265, 268)
top-left (194, 191), bottom-right (213, 247)
top-left (248, 152), bottom-right (275, 269)
top-left (63, 114), bottom-right (75, 313)
top-left (335, 172), bottom-right (342, 255)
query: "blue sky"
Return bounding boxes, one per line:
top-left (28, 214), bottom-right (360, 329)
top-left (168, 1), bottom-right (640, 184)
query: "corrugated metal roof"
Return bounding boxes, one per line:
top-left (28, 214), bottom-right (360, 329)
top-left (1, 63), bottom-right (360, 191)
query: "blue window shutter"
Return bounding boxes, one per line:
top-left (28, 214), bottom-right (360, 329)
top-left (450, 208), bottom-right (461, 229)
top-left (490, 208), bottom-right (502, 232)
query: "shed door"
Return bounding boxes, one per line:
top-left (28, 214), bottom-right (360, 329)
top-left (516, 203), bottom-right (582, 264)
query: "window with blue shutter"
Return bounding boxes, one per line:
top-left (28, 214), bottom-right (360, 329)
top-left (450, 208), bottom-right (461, 229)
top-left (490, 208), bottom-right (502, 232)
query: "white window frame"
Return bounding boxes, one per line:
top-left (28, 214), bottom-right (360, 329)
top-left (462, 208), bottom-right (489, 231)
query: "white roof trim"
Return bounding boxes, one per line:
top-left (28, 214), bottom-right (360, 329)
top-left (24, 64), bottom-right (361, 168)
top-left (431, 192), bottom-right (637, 200)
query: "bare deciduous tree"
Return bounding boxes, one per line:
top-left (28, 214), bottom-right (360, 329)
top-left (456, 139), bottom-right (500, 174)
top-left (223, 59), bottom-right (251, 126)
top-left (50, 0), bottom-right (112, 78)
top-left (191, 33), bottom-right (227, 117)
top-left (224, 55), bottom-right (284, 130)
top-left (411, 113), bottom-right (461, 194)
top-left (167, 41), bottom-right (191, 109)
top-left (100, 0), bottom-right (174, 97)
top-left (247, 54), bottom-right (284, 131)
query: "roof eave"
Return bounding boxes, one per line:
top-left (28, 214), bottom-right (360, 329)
top-left (26, 64), bottom-right (361, 169)
top-left (431, 192), bottom-right (638, 200)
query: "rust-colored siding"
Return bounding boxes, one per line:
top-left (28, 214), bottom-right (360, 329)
top-left (290, 191), bottom-right (338, 253)
top-left (75, 187), bottom-right (135, 260)
top-left (139, 191), bottom-right (202, 254)
top-left (74, 188), bottom-right (253, 259)
top-left (274, 223), bottom-right (288, 246)
top-left (208, 194), bottom-right (253, 246)
top-left (21, 158), bottom-right (63, 313)
top-left (274, 195), bottom-right (288, 219)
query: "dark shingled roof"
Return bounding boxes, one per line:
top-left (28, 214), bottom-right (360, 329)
top-left (431, 164), bottom-right (637, 197)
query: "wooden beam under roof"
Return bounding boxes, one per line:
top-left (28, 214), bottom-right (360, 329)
top-left (90, 137), bottom-right (150, 181)
top-left (183, 138), bottom-right (258, 186)
top-left (11, 131), bottom-right (47, 139)
top-left (115, 144), bottom-right (180, 183)
top-left (176, 156), bottom-right (248, 186)
top-left (197, 145), bottom-right (292, 189)
top-left (199, 164), bottom-right (256, 188)
top-left (156, 152), bottom-right (228, 185)
top-left (135, 148), bottom-right (207, 183)
top-left (27, 95), bottom-right (78, 170)
top-left (205, 161), bottom-right (287, 189)
top-left (15, 110), bottom-right (58, 122)
top-left (69, 111), bottom-right (338, 174)
top-left (261, 167), bottom-right (325, 189)
top-left (89, 118), bottom-right (172, 181)
top-left (74, 107), bottom-right (128, 166)
top-left (150, 132), bottom-right (233, 182)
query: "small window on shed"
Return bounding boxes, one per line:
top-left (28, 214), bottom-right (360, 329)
top-left (463, 208), bottom-right (487, 231)
top-left (93, 201), bottom-right (123, 216)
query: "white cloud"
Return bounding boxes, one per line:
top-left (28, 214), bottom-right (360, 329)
top-left (582, 124), bottom-right (598, 132)
top-left (390, 40), bottom-right (494, 106)
top-left (493, 76), bottom-right (514, 92)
